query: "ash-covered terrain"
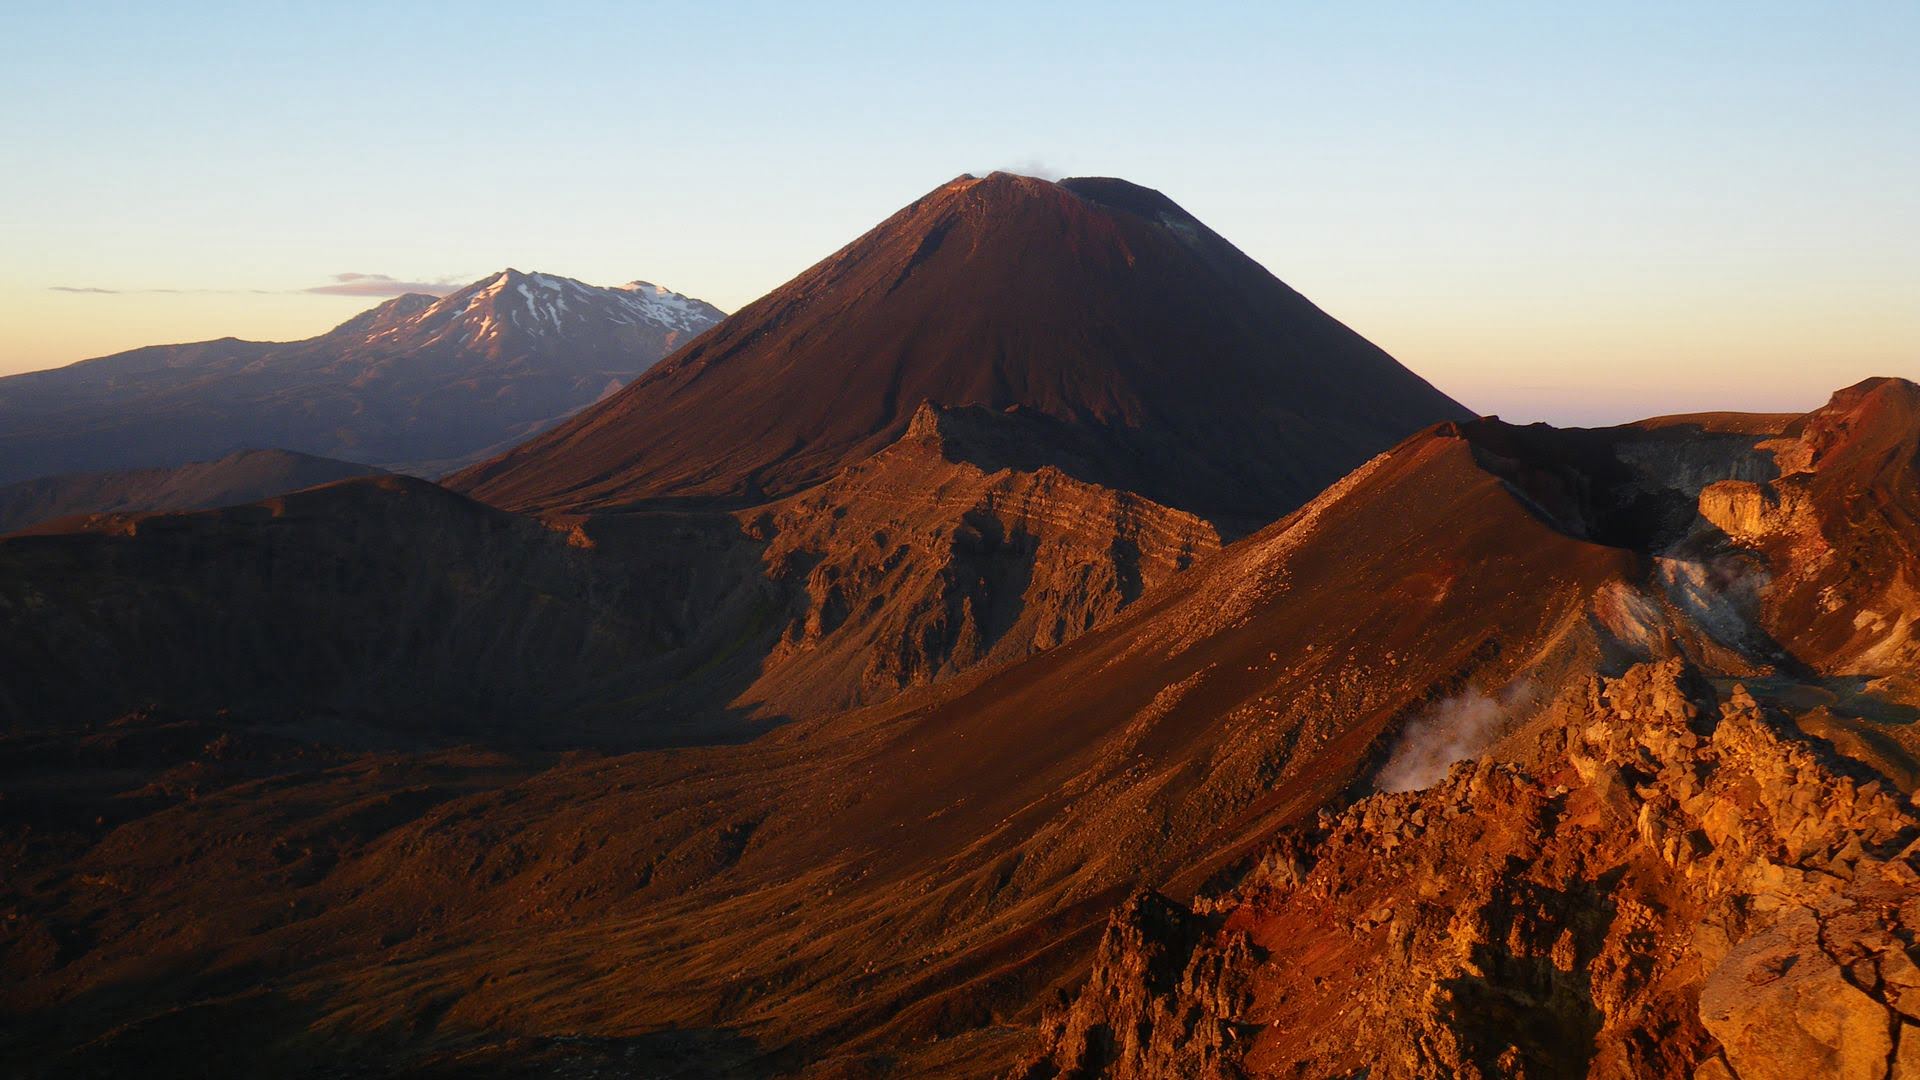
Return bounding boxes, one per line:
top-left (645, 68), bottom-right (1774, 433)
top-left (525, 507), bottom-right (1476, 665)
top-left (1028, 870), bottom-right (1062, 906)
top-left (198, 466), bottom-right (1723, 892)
top-left (3, 174), bottom-right (1916, 1080)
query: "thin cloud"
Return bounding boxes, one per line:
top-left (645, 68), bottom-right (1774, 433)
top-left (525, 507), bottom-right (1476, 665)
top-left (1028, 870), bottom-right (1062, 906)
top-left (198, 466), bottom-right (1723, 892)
top-left (303, 273), bottom-right (463, 298)
top-left (48, 273), bottom-right (467, 298)
top-left (48, 285), bottom-right (277, 295)
top-left (996, 159), bottom-right (1063, 181)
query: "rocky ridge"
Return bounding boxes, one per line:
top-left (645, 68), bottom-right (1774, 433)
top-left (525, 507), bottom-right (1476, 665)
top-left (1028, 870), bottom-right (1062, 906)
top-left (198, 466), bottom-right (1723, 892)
top-left (0, 448), bottom-right (384, 534)
top-left (734, 401), bottom-right (1221, 717)
top-left (1021, 660), bottom-right (1920, 1078)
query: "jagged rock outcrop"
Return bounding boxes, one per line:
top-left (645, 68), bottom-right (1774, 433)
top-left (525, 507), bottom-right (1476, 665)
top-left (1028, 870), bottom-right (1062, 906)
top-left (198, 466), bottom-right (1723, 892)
top-left (1014, 890), bottom-right (1255, 1080)
top-left (737, 402), bottom-right (1220, 717)
top-left (1023, 660), bottom-right (1920, 1077)
top-left (1680, 379), bottom-right (1920, 674)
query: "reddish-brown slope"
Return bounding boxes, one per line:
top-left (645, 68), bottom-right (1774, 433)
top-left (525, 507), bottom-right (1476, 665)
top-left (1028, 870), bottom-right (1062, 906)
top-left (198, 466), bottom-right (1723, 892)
top-left (725, 401), bottom-right (1222, 719)
top-left (0, 412), bottom-right (1224, 737)
top-left (0, 476), bottom-right (757, 740)
top-left (3, 421), bottom-right (1639, 1076)
top-left (13, 384), bottom-right (1920, 1077)
top-left (450, 173), bottom-right (1469, 529)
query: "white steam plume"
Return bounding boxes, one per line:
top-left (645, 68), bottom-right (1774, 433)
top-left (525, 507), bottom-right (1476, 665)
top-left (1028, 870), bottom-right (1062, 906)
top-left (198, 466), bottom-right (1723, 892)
top-left (1374, 680), bottom-right (1536, 794)
top-left (995, 159), bottom-right (1062, 181)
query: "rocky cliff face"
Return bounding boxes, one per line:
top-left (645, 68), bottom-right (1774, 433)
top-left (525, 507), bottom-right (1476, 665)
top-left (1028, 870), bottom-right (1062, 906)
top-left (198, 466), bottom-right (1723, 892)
top-left (1697, 477), bottom-right (1812, 540)
top-left (0, 476), bottom-right (757, 740)
top-left (736, 402), bottom-right (1220, 718)
top-left (1022, 660), bottom-right (1920, 1078)
top-left (0, 410), bottom-right (1218, 738)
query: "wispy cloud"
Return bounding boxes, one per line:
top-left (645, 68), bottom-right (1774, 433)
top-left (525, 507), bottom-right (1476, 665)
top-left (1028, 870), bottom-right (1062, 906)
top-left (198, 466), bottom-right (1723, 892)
top-left (49, 273), bottom-right (469, 299)
top-left (996, 159), bottom-right (1063, 181)
top-left (48, 285), bottom-right (276, 295)
top-left (302, 272), bottom-right (464, 298)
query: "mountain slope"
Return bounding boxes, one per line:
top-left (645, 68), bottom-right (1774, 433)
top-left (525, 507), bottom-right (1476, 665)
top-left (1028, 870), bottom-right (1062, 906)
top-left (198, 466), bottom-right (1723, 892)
top-left (0, 271), bottom-right (723, 484)
top-left (1023, 660), bottom-right (1920, 1079)
top-left (452, 173), bottom-right (1470, 529)
top-left (0, 448), bottom-right (383, 534)
top-left (0, 408), bottom-right (1648, 1076)
top-left (1, 412), bottom-right (1622, 1074)
top-left (0, 475), bottom-right (758, 740)
top-left (0, 405), bottom-right (1225, 735)
top-left (6, 381), bottom-right (1920, 1077)
top-left (725, 400), bottom-right (1223, 718)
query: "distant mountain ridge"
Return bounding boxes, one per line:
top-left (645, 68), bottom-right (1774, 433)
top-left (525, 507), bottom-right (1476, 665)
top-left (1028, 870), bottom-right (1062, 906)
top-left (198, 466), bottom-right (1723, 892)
top-left (0, 448), bottom-right (383, 534)
top-left (0, 270), bottom-right (723, 484)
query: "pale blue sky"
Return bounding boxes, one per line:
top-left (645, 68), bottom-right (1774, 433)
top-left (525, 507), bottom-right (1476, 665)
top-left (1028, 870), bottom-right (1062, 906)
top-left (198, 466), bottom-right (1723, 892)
top-left (1, 1), bottom-right (1914, 423)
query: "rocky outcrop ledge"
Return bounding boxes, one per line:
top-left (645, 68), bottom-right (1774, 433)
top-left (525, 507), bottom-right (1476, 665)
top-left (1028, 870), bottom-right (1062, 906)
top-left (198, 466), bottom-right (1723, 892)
top-left (1016, 660), bottom-right (1920, 1078)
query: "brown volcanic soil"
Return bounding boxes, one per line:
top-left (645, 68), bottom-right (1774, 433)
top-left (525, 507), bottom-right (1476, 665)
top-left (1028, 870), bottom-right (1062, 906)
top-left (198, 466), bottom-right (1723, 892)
top-left (0, 406), bottom-right (1223, 739)
top-left (1, 419), bottom-right (1640, 1075)
top-left (0, 475), bottom-right (735, 740)
top-left (726, 401), bottom-right (1222, 719)
top-left (7, 382), bottom-right (1920, 1078)
top-left (1021, 661), bottom-right (1920, 1079)
top-left (451, 173), bottom-right (1469, 530)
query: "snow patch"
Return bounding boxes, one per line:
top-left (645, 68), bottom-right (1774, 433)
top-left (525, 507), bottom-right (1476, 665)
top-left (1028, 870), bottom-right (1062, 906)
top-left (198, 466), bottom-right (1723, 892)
top-left (611, 280), bottom-right (717, 333)
top-left (377, 272), bottom-right (720, 343)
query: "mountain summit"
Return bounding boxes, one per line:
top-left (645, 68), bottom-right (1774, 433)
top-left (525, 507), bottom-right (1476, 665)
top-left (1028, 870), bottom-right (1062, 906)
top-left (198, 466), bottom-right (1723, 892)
top-left (398, 269), bottom-right (723, 357)
top-left (452, 173), bottom-right (1470, 528)
top-left (0, 271), bottom-right (723, 483)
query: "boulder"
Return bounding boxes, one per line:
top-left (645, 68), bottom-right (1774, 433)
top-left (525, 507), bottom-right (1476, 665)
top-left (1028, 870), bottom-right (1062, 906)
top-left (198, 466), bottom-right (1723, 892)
top-left (1699, 908), bottom-right (1895, 1080)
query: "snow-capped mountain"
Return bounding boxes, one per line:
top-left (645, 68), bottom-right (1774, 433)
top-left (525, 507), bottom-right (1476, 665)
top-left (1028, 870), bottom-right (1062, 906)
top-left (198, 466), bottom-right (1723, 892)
top-left (0, 270), bottom-right (725, 482)
top-left (364, 269), bottom-right (724, 359)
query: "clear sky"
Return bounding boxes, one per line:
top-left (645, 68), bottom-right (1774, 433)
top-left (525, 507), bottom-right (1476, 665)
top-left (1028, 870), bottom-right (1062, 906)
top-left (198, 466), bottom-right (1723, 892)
top-left (1, 2), bottom-right (1913, 425)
